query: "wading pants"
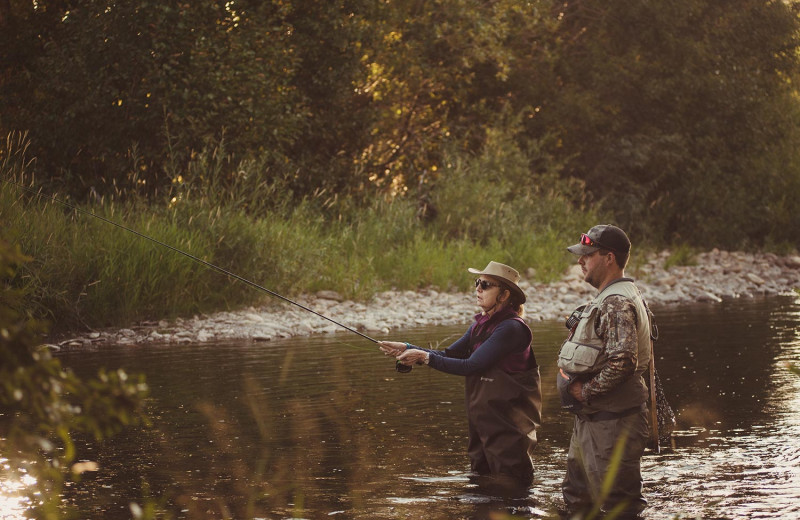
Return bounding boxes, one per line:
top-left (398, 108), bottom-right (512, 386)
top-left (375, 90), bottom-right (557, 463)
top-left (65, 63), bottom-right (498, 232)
top-left (562, 407), bottom-right (649, 518)
top-left (465, 366), bottom-right (541, 487)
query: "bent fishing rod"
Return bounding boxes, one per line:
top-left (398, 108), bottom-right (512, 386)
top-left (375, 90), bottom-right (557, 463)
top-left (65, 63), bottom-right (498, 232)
top-left (3, 179), bottom-right (380, 345)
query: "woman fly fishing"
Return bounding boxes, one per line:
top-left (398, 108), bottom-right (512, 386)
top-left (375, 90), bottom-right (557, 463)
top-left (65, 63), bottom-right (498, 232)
top-left (379, 261), bottom-right (542, 490)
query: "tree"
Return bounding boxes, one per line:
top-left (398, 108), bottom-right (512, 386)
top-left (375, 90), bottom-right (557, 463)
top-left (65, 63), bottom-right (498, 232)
top-left (0, 1), bottom-right (303, 197)
top-left (355, 0), bottom-right (556, 193)
top-left (3, 0), bottom-right (800, 247)
top-left (534, 0), bottom-right (800, 246)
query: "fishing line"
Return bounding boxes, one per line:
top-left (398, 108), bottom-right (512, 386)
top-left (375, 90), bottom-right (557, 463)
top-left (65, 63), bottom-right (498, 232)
top-left (2, 179), bottom-right (380, 345)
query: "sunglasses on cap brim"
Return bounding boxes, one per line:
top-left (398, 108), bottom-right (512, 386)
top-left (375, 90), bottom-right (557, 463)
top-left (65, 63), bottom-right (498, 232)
top-left (580, 233), bottom-right (615, 252)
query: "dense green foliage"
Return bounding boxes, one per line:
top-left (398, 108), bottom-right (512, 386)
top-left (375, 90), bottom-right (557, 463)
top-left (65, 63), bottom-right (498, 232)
top-left (545, 0), bottom-right (800, 246)
top-left (2, 1), bottom-right (800, 248)
top-left (0, 237), bottom-right (149, 518)
top-left (2, 131), bottom-right (596, 330)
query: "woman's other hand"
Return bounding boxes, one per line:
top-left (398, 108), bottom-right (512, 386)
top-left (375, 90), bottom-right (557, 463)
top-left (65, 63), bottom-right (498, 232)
top-left (397, 349), bottom-right (429, 366)
top-left (379, 341), bottom-right (407, 357)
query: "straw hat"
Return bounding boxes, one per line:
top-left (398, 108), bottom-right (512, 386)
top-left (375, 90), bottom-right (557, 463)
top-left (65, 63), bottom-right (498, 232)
top-left (467, 261), bottom-right (526, 304)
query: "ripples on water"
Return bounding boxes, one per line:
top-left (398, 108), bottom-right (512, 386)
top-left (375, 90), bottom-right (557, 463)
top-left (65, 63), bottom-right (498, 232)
top-left (14, 295), bottom-right (799, 519)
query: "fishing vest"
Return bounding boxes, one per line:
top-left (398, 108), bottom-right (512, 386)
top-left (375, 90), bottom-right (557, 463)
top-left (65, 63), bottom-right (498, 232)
top-left (557, 278), bottom-right (651, 414)
top-left (469, 310), bottom-right (535, 374)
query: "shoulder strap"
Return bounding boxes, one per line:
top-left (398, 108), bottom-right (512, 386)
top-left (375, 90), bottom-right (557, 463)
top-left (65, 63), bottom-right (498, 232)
top-left (636, 286), bottom-right (658, 342)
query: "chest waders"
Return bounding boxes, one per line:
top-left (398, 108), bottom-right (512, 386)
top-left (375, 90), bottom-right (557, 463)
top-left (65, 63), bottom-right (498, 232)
top-left (464, 316), bottom-right (542, 484)
top-left (557, 278), bottom-right (651, 415)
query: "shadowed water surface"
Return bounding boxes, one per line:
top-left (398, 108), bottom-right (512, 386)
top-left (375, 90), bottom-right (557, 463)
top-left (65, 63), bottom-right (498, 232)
top-left (43, 295), bottom-right (800, 518)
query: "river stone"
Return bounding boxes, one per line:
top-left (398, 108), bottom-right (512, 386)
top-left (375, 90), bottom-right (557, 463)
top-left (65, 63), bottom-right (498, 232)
top-left (696, 291), bottom-right (722, 303)
top-left (299, 321), bottom-right (315, 333)
top-left (784, 255), bottom-right (800, 268)
top-left (658, 275), bottom-right (678, 287)
top-left (317, 325), bottom-right (339, 334)
top-left (316, 290), bottom-right (344, 301)
top-left (745, 273), bottom-right (766, 285)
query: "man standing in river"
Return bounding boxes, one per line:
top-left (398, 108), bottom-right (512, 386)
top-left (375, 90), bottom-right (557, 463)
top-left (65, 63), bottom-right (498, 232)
top-left (557, 225), bottom-right (651, 518)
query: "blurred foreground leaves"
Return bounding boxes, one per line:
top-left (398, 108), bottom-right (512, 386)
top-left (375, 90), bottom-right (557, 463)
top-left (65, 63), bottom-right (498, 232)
top-left (0, 237), bottom-right (149, 519)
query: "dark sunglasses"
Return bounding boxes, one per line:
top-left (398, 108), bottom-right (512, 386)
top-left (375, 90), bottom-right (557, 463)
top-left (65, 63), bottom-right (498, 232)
top-left (475, 278), bottom-right (501, 290)
top-left (580, 233), bottom-right (614, 252)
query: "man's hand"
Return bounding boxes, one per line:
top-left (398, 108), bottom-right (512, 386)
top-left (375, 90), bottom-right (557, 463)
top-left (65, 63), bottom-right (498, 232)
top-left (569, 378), bottom-right (585, 402)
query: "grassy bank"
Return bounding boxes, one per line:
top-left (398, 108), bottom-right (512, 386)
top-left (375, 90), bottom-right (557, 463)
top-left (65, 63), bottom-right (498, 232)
top-left (2, 139), bottom-right (599, 333)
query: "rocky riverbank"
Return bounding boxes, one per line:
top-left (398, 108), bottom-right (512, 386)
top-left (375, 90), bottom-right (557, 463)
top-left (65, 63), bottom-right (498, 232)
top-left (57, 249), bottom-right (800, 348)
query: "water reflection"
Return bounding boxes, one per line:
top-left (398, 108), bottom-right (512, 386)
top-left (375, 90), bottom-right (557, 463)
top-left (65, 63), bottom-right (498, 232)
top-left (0, 462), bottom-right (34, 520)
top-left (49, 295), bottom-right (800, 519)
top-left (642, 296), bottom-right (800, 519)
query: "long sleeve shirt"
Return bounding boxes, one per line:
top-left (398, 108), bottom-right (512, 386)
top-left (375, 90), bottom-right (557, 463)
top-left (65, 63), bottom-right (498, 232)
top-left (407, 319), bottom-right (531, 376)
top-left (581, 294), bottom-right (639, 402)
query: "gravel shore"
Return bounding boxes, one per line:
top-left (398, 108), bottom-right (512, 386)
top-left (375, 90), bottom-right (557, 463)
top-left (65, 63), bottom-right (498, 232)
top-left (57, 249), bottom-right (800, 348)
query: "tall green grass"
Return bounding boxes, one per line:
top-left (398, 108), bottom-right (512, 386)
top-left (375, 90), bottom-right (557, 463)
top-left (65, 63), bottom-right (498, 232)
top-left (2, 131), bottom-right (600, 332)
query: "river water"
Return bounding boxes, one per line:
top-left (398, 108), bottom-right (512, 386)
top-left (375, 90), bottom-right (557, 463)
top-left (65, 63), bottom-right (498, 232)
top-left (41, 295), bottom-right (800, 518)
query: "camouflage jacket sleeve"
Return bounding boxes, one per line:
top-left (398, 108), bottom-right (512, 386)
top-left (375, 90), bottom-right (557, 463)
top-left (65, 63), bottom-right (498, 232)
top-left (581, 294), bottom-right (639, 402)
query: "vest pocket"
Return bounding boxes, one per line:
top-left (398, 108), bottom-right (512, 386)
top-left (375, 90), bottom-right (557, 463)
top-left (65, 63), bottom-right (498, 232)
top-left (558, 341), bottom-right (605, 374)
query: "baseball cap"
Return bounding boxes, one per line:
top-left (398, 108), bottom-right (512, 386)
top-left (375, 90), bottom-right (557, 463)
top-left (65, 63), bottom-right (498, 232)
top-left (567, 224), bottom-right (631, 256)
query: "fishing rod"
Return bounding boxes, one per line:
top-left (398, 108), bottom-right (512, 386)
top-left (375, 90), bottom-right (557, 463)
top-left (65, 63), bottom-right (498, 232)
top-left (3, 179), bottom-right (380, 345)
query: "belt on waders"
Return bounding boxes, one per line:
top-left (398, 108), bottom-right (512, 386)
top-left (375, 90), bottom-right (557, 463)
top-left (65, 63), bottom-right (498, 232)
top-left (576, 402), bottom-right (647, 422)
